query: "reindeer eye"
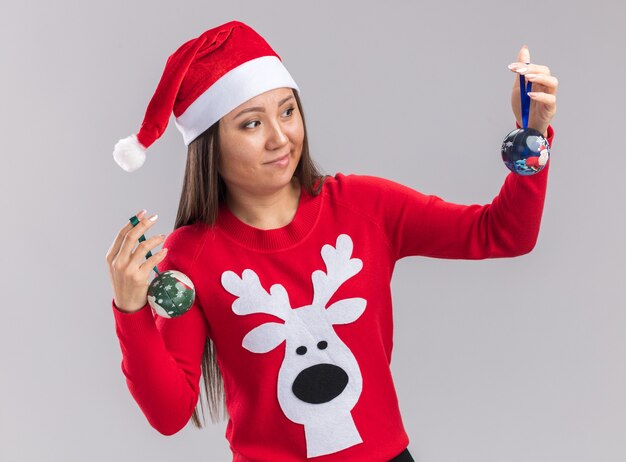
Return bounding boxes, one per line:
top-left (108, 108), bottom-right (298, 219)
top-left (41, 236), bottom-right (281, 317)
top-left (317, 341), bottom-right (328, 350)
top-left (296, 346), bottom-right (307, 355)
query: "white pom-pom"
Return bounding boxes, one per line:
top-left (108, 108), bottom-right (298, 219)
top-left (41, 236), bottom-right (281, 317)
top-left (113, 134), bottom-right (147, 172)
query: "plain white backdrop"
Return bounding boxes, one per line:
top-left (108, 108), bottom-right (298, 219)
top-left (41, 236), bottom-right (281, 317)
top-left (1, 1), bottom-right (624, 461)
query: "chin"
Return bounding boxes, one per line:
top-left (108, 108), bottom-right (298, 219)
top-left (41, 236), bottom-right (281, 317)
top-left (265, 168), bottom-right (299, 194)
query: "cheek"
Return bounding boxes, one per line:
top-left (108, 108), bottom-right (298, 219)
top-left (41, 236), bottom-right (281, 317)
top-left (220, 135), bottom-right (254, 168)
top-left (297, 126), bottom-right (305, 146)
top-left (290, 119), bottom-right (305, 152)
top-left (217, 142), bottom-right (239, 178)
top-left (219, 143), bottom-right (263, 183)
top-left (219, 151), bottom-right (247, 178)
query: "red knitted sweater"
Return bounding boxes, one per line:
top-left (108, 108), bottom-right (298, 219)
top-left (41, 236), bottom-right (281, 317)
top-left (112, 125), bottom-right (553, 462)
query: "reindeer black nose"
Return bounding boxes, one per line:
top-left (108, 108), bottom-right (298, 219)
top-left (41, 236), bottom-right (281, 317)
top-left (292, 364), bottom-right (348, 404)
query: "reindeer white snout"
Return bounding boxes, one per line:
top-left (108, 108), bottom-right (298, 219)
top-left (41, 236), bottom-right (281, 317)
top-left (221, 234), bottom-right (367, 458)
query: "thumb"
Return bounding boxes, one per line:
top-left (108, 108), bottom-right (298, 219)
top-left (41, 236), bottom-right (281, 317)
top-left (518, 44), bottom-right (530, 64)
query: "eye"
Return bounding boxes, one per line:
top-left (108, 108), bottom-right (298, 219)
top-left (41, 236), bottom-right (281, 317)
top-left (317, 341), bottom-right (328, 350)
top-left (282, 106), bottom-right (295, 117)
top-left (242, 120), bottom-right (260, 129)
top-left (296, 346), bottom-right (307, 355)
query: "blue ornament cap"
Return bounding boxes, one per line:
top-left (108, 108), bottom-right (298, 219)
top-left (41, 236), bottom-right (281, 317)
top-left (501, 127), bottom-right (550, 176)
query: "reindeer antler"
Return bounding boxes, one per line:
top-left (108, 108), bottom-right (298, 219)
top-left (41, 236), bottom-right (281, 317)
top-left (312, 234), bottom-right (363, 307)
top-left (222, 269), bottom-right (292, 321)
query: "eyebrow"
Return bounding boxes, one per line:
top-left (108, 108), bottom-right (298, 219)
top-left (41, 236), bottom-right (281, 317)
top-left (233, 95), bottom-right (294, 120)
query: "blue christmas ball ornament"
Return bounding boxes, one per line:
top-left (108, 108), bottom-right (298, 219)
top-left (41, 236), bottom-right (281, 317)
top-left (501, 127), bottom-right (550, 175)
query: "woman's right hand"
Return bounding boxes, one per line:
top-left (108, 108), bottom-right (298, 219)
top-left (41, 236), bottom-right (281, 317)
top-left (105, 209), bottom-right (169, 313)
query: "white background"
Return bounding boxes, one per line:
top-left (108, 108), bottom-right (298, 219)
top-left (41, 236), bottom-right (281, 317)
top-left (0, 1), bottom-right (624, 461)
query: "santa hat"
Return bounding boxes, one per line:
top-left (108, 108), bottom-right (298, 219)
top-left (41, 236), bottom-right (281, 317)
top-left (113, 20), bottom-right (299, 172)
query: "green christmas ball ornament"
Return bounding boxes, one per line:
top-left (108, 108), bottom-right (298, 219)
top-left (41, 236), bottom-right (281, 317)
top-left (147, 270), bottom-right (195, 318)
top-left (128, 214), bottom-right (196, 318)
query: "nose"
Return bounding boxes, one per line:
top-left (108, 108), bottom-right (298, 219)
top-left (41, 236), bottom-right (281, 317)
top-left (265, 118), bottom-right (289, 150)
top-left (292, 364), bottom-right (349, 404)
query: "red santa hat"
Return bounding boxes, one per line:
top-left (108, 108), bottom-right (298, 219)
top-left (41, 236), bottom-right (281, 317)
top-left (113, 20), bottom-right (300, 172)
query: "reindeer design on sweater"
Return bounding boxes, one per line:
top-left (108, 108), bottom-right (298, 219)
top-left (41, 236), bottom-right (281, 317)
top-left (221, 234), bottom-right (367, 458)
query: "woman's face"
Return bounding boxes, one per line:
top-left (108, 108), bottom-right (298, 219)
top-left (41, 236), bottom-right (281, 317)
top-left (218, 87), bottom-right (304, 198)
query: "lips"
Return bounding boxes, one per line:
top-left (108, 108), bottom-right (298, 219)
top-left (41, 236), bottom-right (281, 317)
top-left (264, 153), bottom-right (290, 164)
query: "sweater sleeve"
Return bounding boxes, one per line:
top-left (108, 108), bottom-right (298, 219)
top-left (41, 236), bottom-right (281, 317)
top-left (111, 229), bottom-right (209, 435)
top-left (371, 124), bottom-right (555, 260)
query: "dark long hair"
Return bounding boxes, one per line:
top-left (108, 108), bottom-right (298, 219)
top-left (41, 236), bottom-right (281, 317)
top-left (172, 89), bottom-right (324, 427)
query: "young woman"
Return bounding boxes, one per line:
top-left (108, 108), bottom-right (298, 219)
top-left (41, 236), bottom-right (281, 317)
top-left (106, 20), bottom-right (557, 462)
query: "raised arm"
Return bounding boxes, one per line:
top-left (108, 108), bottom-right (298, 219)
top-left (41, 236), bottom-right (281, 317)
top-left (387, 44), bottom-right (558, 261)
top-left (380, 124), bottom-right (555, 260)
top-left (108, 222), bottom-right (208, 435)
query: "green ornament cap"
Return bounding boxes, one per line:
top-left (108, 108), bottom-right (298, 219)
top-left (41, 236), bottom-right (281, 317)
top-left (147, 270), bottom-right (195, 318)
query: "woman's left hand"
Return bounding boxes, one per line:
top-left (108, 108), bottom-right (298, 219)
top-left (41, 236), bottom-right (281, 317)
top-left (509, 45), bottom-right (558, 137)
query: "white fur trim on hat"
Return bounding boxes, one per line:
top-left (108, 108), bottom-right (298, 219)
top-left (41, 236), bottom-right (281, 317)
top-left (113, 134), bottom-right (147, 172)
top-left (174, 55), bottom-right (299, 145)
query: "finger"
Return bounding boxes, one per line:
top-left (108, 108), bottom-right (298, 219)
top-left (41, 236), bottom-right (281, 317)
top-left (106, 209), bottom-right (147, 264)
top-left (518, 44), bottom-right (530, 64)
top-left (523, 74), bottom-right (558, 94)
top-left (528, 92), bottom-right (557, 106)
top-left (131, 232), bottom-right (166, 263)
top-left (510, 63), bottom-right (552, 76)
top-left (118, 212), bottom-right (160, 264)
top-left (139, 247), bottom-right (169, 278)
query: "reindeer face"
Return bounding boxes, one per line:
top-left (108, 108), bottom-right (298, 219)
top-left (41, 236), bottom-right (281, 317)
top-left (286, 305), bottom-right (352, 405)
top-left (221, 234), bottom-right (367, 456)
top-left (276, 303), bottom-right (364, 424)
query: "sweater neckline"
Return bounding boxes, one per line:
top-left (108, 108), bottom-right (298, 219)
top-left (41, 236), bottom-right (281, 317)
top-left (215, 183), bottom-right (323, 252)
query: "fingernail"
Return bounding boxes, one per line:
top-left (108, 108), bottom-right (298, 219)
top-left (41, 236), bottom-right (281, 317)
top-left (148, 213), bottom-right (159, 222)
top-left (515, 67), bottom-right (528, 73)
top-left (525, 73), bottom-right (537, 79)
top-left (136, 209), bottom-right (147, 219)
top-left (508, 63), bottom-right (519, 70)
